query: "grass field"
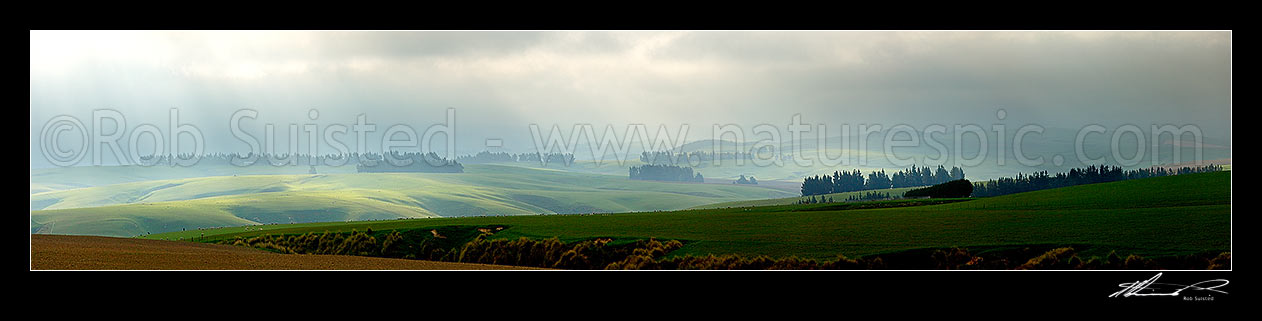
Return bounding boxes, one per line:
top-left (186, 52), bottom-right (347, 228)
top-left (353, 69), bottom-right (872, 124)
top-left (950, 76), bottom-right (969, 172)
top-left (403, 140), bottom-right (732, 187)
top-left (145, 171), bottom-right (1231, 261)
top-left (31, 234), bottom-right (541, 270)
top-left (689, 186), bottom-right (919, 209)
top-left (31, 164), bottom-right (795, 236)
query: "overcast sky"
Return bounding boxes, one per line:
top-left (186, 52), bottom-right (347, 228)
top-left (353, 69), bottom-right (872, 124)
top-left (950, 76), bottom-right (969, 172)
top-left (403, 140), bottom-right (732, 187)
top-left (30, 31), bottom-right (1230, 163)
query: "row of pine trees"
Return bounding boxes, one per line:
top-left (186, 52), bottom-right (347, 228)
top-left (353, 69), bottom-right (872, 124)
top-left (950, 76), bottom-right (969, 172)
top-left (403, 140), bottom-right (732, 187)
top-left (971, 164), bottom-right (1222, 197)
top-left (801, 166), bottom-right (965, 196)
top-left (629, 164), bottom-right (704, 182)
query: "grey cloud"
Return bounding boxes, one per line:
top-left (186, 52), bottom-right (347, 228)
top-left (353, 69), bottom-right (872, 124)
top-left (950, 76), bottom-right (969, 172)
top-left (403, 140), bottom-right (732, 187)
top-left (30, 31), bottom-right (1231, 166)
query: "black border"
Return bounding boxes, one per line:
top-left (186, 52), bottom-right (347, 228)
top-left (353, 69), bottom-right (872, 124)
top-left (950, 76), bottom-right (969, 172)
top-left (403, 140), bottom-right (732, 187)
top-left (26, 4), bottom-right (1233, 309)
top-left (25, 269), bottom-right (1236, 307)
top-left (25, 4), bottom-right (1233, 30)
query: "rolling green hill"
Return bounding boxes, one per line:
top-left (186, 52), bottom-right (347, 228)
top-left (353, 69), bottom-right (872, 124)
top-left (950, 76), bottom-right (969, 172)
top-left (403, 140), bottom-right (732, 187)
top-left (31, 164), bottom-right (795, 237)
top-left (29, 162), bottom-right (360, 194)
top-left (146, 171), bottom-right (1231, 260)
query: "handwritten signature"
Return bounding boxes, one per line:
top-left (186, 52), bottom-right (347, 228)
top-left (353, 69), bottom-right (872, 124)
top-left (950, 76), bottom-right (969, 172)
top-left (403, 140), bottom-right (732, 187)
top-left (1109, 273), bottom-right (1229, 298)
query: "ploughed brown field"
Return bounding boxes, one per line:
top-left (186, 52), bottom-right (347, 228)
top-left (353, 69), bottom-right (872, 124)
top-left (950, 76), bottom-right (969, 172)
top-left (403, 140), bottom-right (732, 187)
top-left (31, 234), bottom-right (543, 270)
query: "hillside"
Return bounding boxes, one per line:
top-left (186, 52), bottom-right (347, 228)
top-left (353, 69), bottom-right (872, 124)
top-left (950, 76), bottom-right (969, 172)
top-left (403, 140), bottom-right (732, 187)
top-left (31, 234), bottom-right (540, 270)
top-left (31, 164), bottom-right (795, 236)
top-left (149, 171), bottom-right (1231, 261)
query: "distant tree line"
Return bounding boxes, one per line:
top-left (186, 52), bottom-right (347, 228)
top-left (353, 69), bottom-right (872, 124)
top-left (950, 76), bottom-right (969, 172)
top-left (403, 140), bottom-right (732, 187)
top-left (801, 166), bottom-right (965, 196)
top-left (971, 164), bottom-right (1222, 197)
top-left (455, 151), bottom-right (517, 163)
top-left (519, 152), bottom-right (576, 166)
top-left (796, 195), bottom-right (834, 204)
top-left (142, 152), bottom-right (380, 167)
top-left (848, 191), bottom-right (892, 202)
top-left (456, 151), bottom-right (575, 166)
top-left (891, 166), bottom-right (965, 188)
top-left (629, 164), bottom-right (704, 183)
top-left (794, 191), bottom-right (897, 205)
top-left (356, 152), bottom-right (464, 173)
top-left (734, 175), bottom-right (758, 185)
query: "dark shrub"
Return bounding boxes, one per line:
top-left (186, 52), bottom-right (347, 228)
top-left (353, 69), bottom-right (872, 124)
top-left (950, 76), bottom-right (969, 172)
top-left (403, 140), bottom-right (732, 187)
top-left (1208, 252), bottom-right (1231, 270)
top-left (904, 179), bottom-right (973, 198)
top-left (1017, 247), bottom-right (1079, 269)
